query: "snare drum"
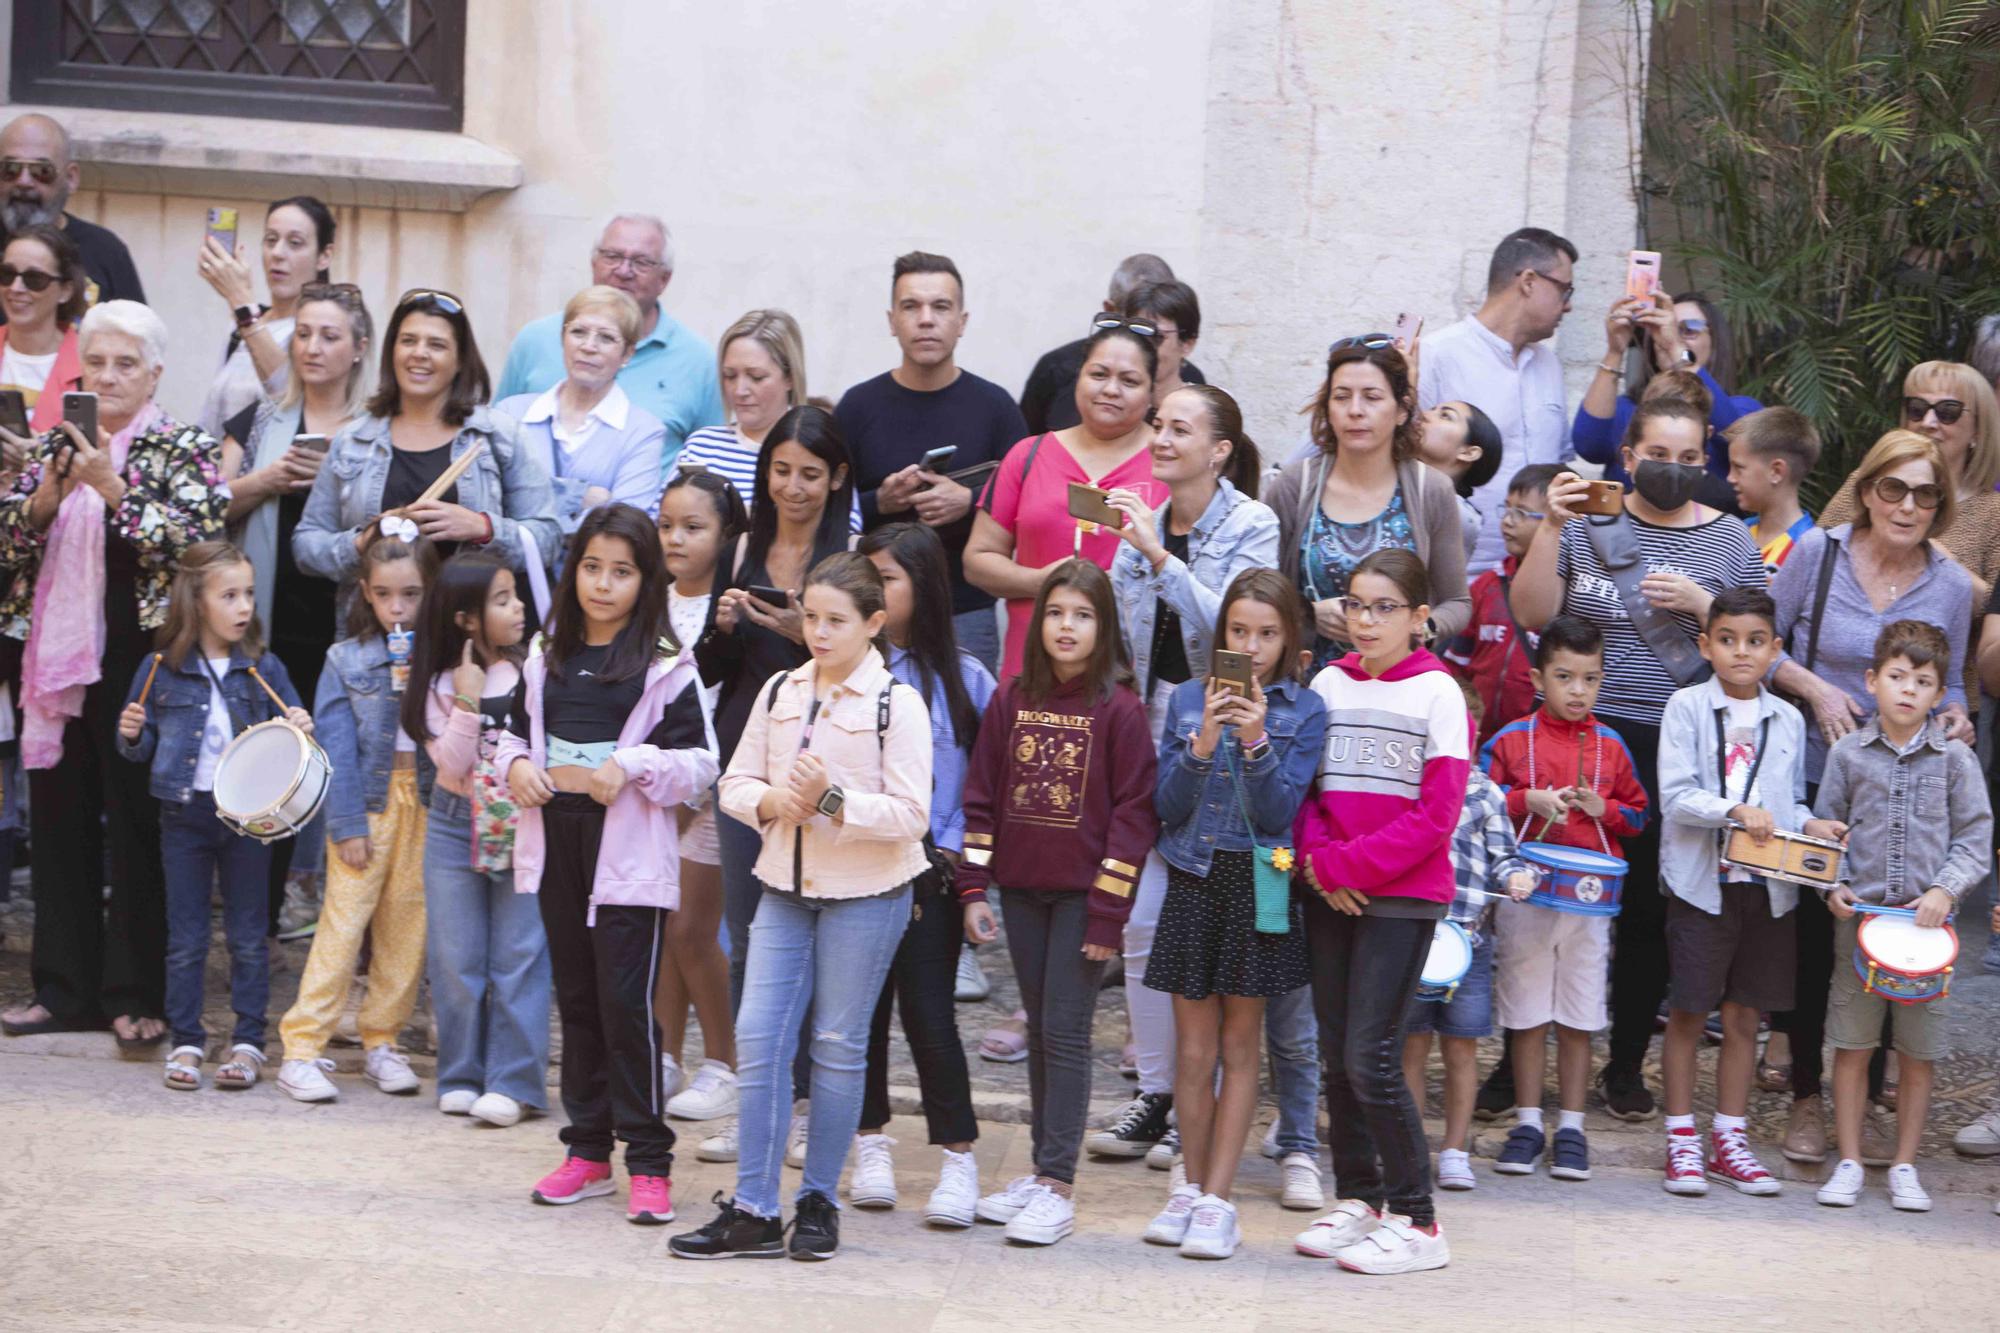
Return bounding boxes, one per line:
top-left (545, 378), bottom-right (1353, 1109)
top-left (1415, 920), bottom-right (1474, 1003)
top-left (212, 719), bottom-right (332, 844)
top-left (1721, 826), bottom-right (1844, 888)
top-left (1853, 910), bottom-right (1957, 1005)
top-left (1519, 843), bottom-right (1628, 917)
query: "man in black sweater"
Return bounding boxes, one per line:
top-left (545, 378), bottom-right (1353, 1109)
top-left (1018, 253), bottom-right (1204, 434)
top-left (0, 113), bottom-right (146, 320)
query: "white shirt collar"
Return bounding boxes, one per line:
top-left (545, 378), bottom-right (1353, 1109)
top-left (523, 382), bottom-right (630, 433)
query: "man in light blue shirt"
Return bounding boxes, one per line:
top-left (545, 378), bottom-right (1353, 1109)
top-left (494, 213), bottom-right (724, 472)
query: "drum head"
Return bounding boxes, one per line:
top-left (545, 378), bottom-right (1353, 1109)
top-left (1520, 842), bottom-right (1630, 875)
top-left (1423, 922), bottom-right (1473, 982)
top-left (1858, 915), bottom-right (1956, 973)
top-left (214, 722), bottom-right (305, 817)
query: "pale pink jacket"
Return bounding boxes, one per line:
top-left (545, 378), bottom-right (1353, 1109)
top-left (423, 662), bottom-right (522, 797)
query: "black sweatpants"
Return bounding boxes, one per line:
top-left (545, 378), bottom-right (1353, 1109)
top-left (1606, 718), bottom-right (1667, 1074)
top-left (861, 883), bottom-right (977, 1145)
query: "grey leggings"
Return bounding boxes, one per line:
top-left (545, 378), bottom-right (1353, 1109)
top-left (1000, 887), bottom-right (1108, 1186)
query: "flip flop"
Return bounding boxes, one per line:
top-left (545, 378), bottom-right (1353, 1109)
top-left (113, 1016), bottom-right (167, 1053)
top-left (1, 1008), bottom-right (106, 1037)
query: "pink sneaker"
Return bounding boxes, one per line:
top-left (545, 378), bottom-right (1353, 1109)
top-left (628, 1174), bottom-right (675, 1224)
top-left (531, 1156), bottom-right (614, 1206)
top-left (1707, 1127), bottom-right (1781, 1196)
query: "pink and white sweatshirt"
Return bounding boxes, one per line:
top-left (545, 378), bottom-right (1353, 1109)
top-left (1293, 647), bottom-right (1471, 909)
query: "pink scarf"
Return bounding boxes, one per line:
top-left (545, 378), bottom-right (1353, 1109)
top-left (21, 401), bottom-right (162, 769)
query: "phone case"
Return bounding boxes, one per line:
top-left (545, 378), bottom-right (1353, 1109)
top-left (1625, 250), bottom-right (1662, 302)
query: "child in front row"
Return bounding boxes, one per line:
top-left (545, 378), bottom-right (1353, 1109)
top-left (1482, 615), bottom-right (1648, 1184)
top-left (1657, 587), bottom-right (1843, 1198)
top-left (958, 559), bottom-right (1159, 1248)
top-left (1813, 620), bottom-right (1992, 1212)
top-left (117, 542), bottom-right (312, 1092)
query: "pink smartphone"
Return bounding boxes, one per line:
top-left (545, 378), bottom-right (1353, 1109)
top-left (1626, 250), bottom-right (1662, 302)
top-left (1392, 312), bottom-right (1423, 345)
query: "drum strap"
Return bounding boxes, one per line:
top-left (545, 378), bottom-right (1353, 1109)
top-left (1712, 708), bottom-right (1771, 864)
top-left (196, 654), bottom-right (257, 739)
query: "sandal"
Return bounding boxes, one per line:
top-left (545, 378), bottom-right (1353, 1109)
top-left (164, 1045), bottom-right (204, 1091)
top-left (215, 1044), bottom-right (267, 1090)
top-left (1, 1002), bottom-right (106, 1037)
top-left (979, 1010), bottom-right (1029, 1063)
top-left (1756, 1058), bottom-right (1791, 1093)
top-left (114, 1015), bottom-right (167, 1053)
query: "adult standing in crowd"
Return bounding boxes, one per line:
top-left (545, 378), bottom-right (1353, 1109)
top-left (294, 289), bottom-right (558, 615)
top-left (1122, 280), bottom-right (1202, 412)
top-left (838, 251), bottom-right (1027, 674)
top-left (194, 196), bottom-right (336, 436)
top-left (1265, 342), bottom-right (1471, 672)
top-left (965, 324), bottom-right (1166, 678)
top-left (1419, 226), bottom-right (1576, 572)
top-left (1511, 397), bottom-right (1767, 1119)
top-left (1767, 430), bottom-right (1974, 1164)
top-left (1018, 255), bottom-right (1206, 434)
top-left (0, 114), bottom-right (144, 310)
top-left (494, 214), bottom-right (722, 468)
top-left (1968, 315), bottom-right (2000, 391)
top-left (0, 301), bottom-right (228, 1040)
top-left (0, 224), bottom-right (87, 434)
top-left (1572, 291), bottom-right (1760, 485)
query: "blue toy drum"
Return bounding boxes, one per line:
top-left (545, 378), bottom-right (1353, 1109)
top-left (1519, 843), bottom-right (1628, 917)
top-left (1415, 920), bottom-right (1474, 1002)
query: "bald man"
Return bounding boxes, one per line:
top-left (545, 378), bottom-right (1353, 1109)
top-left (0, 113), bottom-right (145, 315)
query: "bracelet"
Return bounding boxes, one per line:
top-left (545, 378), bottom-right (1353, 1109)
top-left (1596, 360), bottom-right (1622, 376)
top-left (477, 512), bottom-right (495, 544)
top-left (453, 693), bottom-right (478, 711)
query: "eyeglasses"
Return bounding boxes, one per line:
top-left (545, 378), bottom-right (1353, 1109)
top-left (1501, 506), bottom-right (1547, 524)
top-left (0, 158), bottom-right (58, 185)
top-left (1871, 477), bottom-right (1944, 509)
top-left (395, 288), bottom-right (464, 317)
top-left (595, 248), bottom-right (663, 275)
top-left (1337, 596), bottom-right (1412, 622)
top-left (1678, 318), bottom-right (1709, 336)
top-left (1528, 269), bottom-right (1576, 303)
top-left (0, 264), bottom-right (60, 292)
top-left (1330, 333), bottom-right (1396, 355)
top-left (1091, 315), bottom-right (1158, 339)
top-left (1903, 396), bottom-right (1966, 426)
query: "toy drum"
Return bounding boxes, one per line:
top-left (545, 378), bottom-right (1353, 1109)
top-left (1519, 843), bottom-right (1628, 917)
top-left (1721, 826), bottom-right (1844, 888)
top-left (213, 719), bottom-right (331, 844)
top-left (1415, 920), bottom-right (1474, 1002)
top-left (1853, 909), bottom-right (1957, 1005)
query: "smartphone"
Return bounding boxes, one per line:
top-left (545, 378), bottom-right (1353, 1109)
top-left (205, 206), bottom-right (238, 254)
top-left (675, 459), bottom-right (710, 475)
top-left (1210, 649), bottom-right (1255, 696)
top-left (0, 389), bottom-right (27, 439)
top-left (1066, 482), bottom-right (1124, 529)
top-left (1391, 312), bottom-right (1423, 346)
top-left (1577, 478), bottom-right (1626, 517)
top-left (746, 585), bottom-right (791, 610)
top-left (1625, 250), bottom-right (1662, 302)
top-left (292, 433), bottom-right (329, 455)
top-left (62, 392), bottom-right (98, 449)
top-left (918, 445), bottom-right (957, 472)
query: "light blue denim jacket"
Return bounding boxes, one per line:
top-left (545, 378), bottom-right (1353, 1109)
top-left (1154, 674), bottom-right (1327, 877)
top-left (887, 644), bottom-right (998, 854)
top-left (1111, 478), bottom-right (1281, 692)
top-left (116, 648), bottom-right (303, 804)
top-left (315, 635), bottom-right (434, 842)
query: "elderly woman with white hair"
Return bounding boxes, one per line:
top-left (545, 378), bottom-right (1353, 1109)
top-left (0, 299), bottom-right (230, 1044)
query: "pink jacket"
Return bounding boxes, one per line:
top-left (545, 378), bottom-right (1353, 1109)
top-left (423, 662), bottom-right (522, 797)
top-left (495, 648), bottom-right (717, 919)
top-left (1293, 648), bottom-right (1472, 906)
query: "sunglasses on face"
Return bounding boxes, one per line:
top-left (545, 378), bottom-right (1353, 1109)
top-left (0, 264), bottom-right (60, 292)
top-left (1678, 318), bottom-right (1709, 335)
top-left (395, 288), bottom-right (464, 317)
top-left (1337, 596), bottom-right (1412, 622)
top-left (0, 158), bottom-right (58, 185)
top-left (1091, 315), bottom-right (1158, 339)
top-left (1872, 476), bottom-right (1944, 509)
top-left (1903, 396), bottom-right (1966, 426)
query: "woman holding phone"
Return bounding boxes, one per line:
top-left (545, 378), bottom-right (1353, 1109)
top-left (0, 223), bottom-right (88, 451)
top-left (195, 196), bottom-right (337, 436)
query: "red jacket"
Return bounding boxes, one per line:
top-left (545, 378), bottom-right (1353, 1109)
top-left (1442, 558), bottom-right (1536, 747)
top-left (1479, 708), bottom-right (1648, 857)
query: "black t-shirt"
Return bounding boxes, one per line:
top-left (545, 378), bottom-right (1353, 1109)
top-left (835, 368), bottom-right (1027, 614)
top-left (543, 643), bottom-right (647, 746)
top-left (0, 214), bottom-right (145, 326)
top-left (1017, 334), bottom-right (1206, 435)
top-left (383, 440), bottom-right (464, 559)
top-left (223, 403), bottom-right (338, 699)
top-left (1148, 528), bottom-right (1192, 692)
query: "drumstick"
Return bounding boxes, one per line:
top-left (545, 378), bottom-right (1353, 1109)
top-left (136, 653), bottom-right (162, 707)
top-left (413, 439), bottom-right (485, 508)
top-left (246, 666), bottom-right (292, 716)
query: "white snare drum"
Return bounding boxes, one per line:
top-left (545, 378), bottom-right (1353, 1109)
top-left (1853, 909), bottom-right (1958, 1005)
top-left (212, 719), bottom-right (331, 844)
top-left (1415, 920), bottom-right (1474, 1003)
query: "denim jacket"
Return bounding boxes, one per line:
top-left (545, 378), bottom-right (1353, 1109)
top-left (115, 648), bottom-right (303, 804)
top-left (1815, 718), bottom-right (1994, 908)
top-left (315, 635), bottom-right (434, 842)
top-left (1154, 674), bottom-right (1327, 876)
top-left (1112, 478), bottom-right (1281, 692)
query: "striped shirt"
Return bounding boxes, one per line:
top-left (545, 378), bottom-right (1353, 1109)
top-left (1448, 767), bottom-right (1527, 928)
top-left (675, 425), bottom-right (863, 535)
top-left (1554, 511), bottom-right (1765, 726)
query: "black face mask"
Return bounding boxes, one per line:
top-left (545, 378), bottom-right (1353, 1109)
top-left (1632, 459), bottom-right (1707, 511)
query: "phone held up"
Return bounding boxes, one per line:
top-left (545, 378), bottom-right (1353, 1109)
top-left (1391, 312), bottom-right (1423, 346)
top-left (1066, 482), bottom-right (1124, 530)
top-left (1209, 649), bottom-right (1255, 697)
top-left (1575, 478), bottom-right (1626, 517)
top-left (205, 206), bottom-right (239, 254)
top-left (1625, 250), bottom-right (1662, 303)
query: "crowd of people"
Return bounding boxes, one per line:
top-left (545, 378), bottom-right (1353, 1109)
top-left (2, 107), bottom-right (1999, 1273)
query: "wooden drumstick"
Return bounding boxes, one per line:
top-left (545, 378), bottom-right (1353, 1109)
top-left (246, 666), bottom-right (291, 715)
top-left (416, 438), bottom-right (484, 507)
top-left (136, 653), bottom-right (163, 707)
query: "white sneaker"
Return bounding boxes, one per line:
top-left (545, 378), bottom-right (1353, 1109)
top-left (924, 1148), bottom-right (980, 1228)
top-left (954, 945), bottom-right (991, 1001)
top-left (695, 1116), bottom-right (739, 1163)
top-left (1280, 1151), bottom-right (1327, 1211)
top-left (1952, 1106), bottom-right (2000, 1157)
top-left (1261, 1119), bottom-right (1281, 1159)
top-left (1816, 1157), bottom-right (1865, 1207)
top-left (975, 1174), bottom-right (1041, 1224)
top-left (1179, 1194), bottom-right (1240, 1260)
top-left (1887, 1163), bottom-right (1932, 1212)
top-left (785, 1104), bottom-right (809, 1169)
top-left (1436, 1148), bottom-right (1476, 1192)
top-left (1002, 1184), bottom-right (1075, 1245)
top-left (666, 1060), bottom-right (739, 1121)
top-left (363, 1045), bottom-right (420, 1095)
top-left (1143, 1183), bottom-right (1201, 1245)
top-left (848, 1133), bottom-right (899, 1208)
top-left (278, 1057), bottom-right (338, 1103)
top-left (1294, 1199), bottom-right (1381, 1257)
top-left (438, 1089), bottom-right (477, 1115)
top-left (1333, 1214), bottom-right (1450, 1274)
top-left (660, 1053), bottom-right (687, 1103)
top-left (1145, 1126), bottom-right (1182, 1171)
top-left (470, 1092), bottom-right (523, 1127)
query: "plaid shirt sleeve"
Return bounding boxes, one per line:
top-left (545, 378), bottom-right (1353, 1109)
top-left (1450, 776), bottom-right (1527, 927)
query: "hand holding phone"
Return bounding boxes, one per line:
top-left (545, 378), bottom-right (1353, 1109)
top-left (1576, 479), bottom-right (1626, 517)
top-left (1067, 482), bottom-right (1124, 529)
top-left (205, 206), bottom-right (239, 254)
top-left (918, 445), bottom-right (957, 473)
top-left (746, 585), bottom-right (791, 610)
top-left (1626, 250), bottom-right (1662, 302)
top-left (61, 392), bottom-right (98, 451)
top-left (1392, 312), bottom-right (1423, 346)
top-left (1209, 649), bottom-right (1255, 697)
top-left (0, 389), bottom-right (29, 441)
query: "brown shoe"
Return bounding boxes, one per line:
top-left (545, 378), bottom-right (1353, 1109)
top-left (1783, 1094), bottom-right (1828, 1164)
top-left (1861, 1108), bottom-right (1896, 1168)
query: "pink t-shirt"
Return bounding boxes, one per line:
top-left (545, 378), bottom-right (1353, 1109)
top-left (981, 432), bottom-right (1165, 677)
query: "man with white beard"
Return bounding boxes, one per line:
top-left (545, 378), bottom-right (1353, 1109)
top-left (0, 113), bottom-right (145, 314)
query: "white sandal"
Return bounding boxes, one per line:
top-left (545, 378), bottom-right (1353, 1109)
top-left (215, 1044), bottom-right (267, 1090)
top-left (164, 1045), bottom-right (205, 1091)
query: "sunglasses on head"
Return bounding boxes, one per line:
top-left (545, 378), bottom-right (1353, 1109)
top-left (1330, 333), bottom-right (1395, 355)
top-left (1903, 396), bottom-right (1965, 426)
top-left (1091, 315), bottom-right (1158, 339)
top-left (0, 158), bottom-right (59, 185)
top-left (395, 288), bottom-right (464, 317)
top-left (1871, 476), bottom-right (1944, 510)
top-left (0, 263), bottom-right (61, 292)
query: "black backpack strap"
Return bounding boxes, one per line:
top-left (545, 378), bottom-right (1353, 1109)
top-left (1800, 532), bottom-right (1839, 675)
top-left (877, 681), bottom-right (892, 750)
top-left (765, 671), bottom-right (786, 712)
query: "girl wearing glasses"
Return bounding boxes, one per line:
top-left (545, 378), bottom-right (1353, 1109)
top-left (195, 196), bottom-right (337, 437)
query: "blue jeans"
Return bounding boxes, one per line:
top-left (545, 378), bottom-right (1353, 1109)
top-left (734, 886), bottom-right (911, 1217)
top-left (161, 793), bottom-right (273, 1050)
top-left (953, 606), bottom-right (1001, 679)
top-left (1266, 983), bottom-right (1322, 1156)
top-left (424, 793), bottom-right (553, 1106)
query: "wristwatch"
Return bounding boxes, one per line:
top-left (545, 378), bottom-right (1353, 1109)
top-left (816, 784), bottom-right (845, 819)
top-left (233, 304), bottom-right (260, 330)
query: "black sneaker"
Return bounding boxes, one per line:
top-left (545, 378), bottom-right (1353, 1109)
top-left (1085, 1091), bottom-right (1173, 1157)
top-left (1474, 1046), bottom-right (1516, 1122)
top-left (1598, 1065), bottom-right (1657, 1122)
top-left (789, 1189), bottom-right (839, 1261)
top-left (668, 1193), bottom-right (785, 1260)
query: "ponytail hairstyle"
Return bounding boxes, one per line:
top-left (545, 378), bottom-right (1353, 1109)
top-left (1210, 567), bottom-right (1307, 686)
top-left (1017, 558), bottom-right (1131, 705)
top-left (156, 541), bottom-right (262, 670)
top-left (267, 195), bottom-right (336, 283)
top-left (344, 533), bottom-right (439, 641)
top-left (1172, 383), bottom-right (1263, 499)
top-left (802, 551), bottom-right (891, 664)
top-left (400, 551), bottom-right (520, 744)
top-left (546, 503), bottom-right (670, 685)
top-left (856, 522), bottom-right (981, 746)
top-left (1349, 547), bottom-right (1432, 649)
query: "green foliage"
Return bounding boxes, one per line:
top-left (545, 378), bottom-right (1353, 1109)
top-left (1645, 0), bottom-right (2000, 506)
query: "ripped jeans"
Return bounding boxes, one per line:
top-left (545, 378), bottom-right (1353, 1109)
top-left (733, 884), bottom-right (912, 1218)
